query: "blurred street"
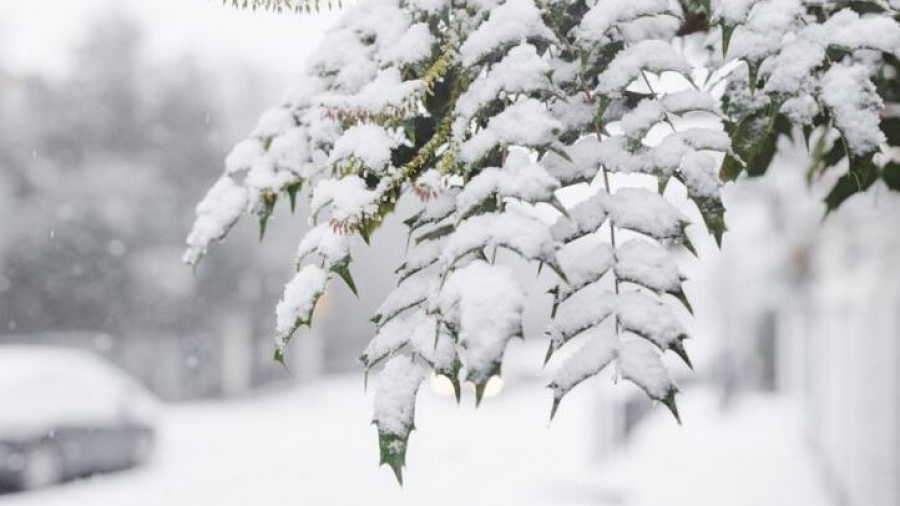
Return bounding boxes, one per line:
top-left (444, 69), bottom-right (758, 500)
top-left (0, 377), bottom-right (829, 506)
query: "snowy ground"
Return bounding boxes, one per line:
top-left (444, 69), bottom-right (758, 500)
top-left (0, 378), bottom-right (830, 506)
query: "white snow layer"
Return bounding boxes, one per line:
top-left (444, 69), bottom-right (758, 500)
top-left (550, 327), bottom-right (618, 396)
top-left (554, 234), bottom-right (615, 296)
top-left (820, 64), bottom-right (885, 156)
top-left (442, 210), bottom-right (557, 264)
top-left (456, 148), bottom-right (559, 215)
top-left (438, 261), bottom-right (524, 383)
top-left (295, 223), bottom-right (353, 267)
top-left (275, 265), bottom-right (329, 342)
top-left (374, 275), bottom-right (438, 325)
top-left (373, 356), bottom-right (426, 435)
top-left (310, 176), bottom-right (379, 223)
top-left (459, 99), bottom-right (562, 162)
top-left (597, 40), bottom-right (691, 95)
top-left (617, 334), bottom-right (675, 399)
top-left (456, 42), bottom-right (550, 121)
top-left (183, 177), bottom-right (248, 266)
top-left (546, 282), bottom-right (617, 345)
top-left (459, 0), bottom-right (555, 66)
top-left (614, 238), bottom-right (682, 293)
top-left (608, 188), bottom-right (688, 240)
top-left (329, 124), bottom-right (401, 171)
top-left (577, 0), bottom-right (670, 44)
top-left (616, 290), bottom-right (685, 349)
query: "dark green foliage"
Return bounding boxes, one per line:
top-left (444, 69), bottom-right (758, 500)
top-left (884, 162), bottom-right (900, 191)
top-left (823, 149), bottom-right (881, 212)
top-left (709, 0), bottom-right (900, 209)
top-left (378, 430), bottom-right (412, 484)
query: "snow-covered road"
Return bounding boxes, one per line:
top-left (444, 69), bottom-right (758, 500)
top-left (0, 378), bottom-right (830, 506)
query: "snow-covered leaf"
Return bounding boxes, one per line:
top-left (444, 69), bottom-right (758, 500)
top-left (437, 261), bottom-right (524, 401)
top-left (373, 356), bottom-right (427, 484)
top-left (184, 176), bottom-right (248, 266)
top-left (614, 239), bottom-right (682, 294)
top-left (617, 336), bottom-right (680, 421)
top-left (442, 210), bottom-right (558, 265)
top-left (552, 234), bottom-right (615, 302)
top-left (607, 188), bottom-right (689, 241)
top-left (550, 192), bottom-right (610, 242)
top-left (372, 275), bottom-right (438, 327)
top-left (616, 291), bottom-right (688, 359)
top-left (274, 265), bottom-right (329, 362)
top-left (548, 327), bottom-right (618, 419)
top-left (545, 282), bottom-right (617, 360)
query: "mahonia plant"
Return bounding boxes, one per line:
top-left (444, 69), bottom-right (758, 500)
top-left (188, 0), bottom-right (900, 483)
top-left (705, 0), bottom-right (900, 209)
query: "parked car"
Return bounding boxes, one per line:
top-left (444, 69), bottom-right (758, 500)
top-left (0, 346), bottom-right (159, 493)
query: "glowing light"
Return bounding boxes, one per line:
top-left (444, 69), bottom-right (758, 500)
top-left (484, 375), bottom-right (504, 398)
top-left (429, 373), bottom-right (505, 398)
top-left (312, 291), bottom-right (331, 319)
top-left (429, 373), bottom-right (456, 396)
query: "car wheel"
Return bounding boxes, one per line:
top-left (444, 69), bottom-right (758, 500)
top-left (20, 442), bottom-right (62, 491)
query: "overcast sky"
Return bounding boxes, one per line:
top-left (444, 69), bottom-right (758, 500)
top-left (0, 0), bottom-right (339, 79)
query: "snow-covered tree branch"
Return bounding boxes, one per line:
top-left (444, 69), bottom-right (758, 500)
top-left (188, 0), bottom-right (900, 483)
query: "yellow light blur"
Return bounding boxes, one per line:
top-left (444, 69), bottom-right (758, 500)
top-left (430, 373), bottom-right (456, 396)
top-left (484, 375), bottom-right (504, 398)
top-left (428, 373), bottom-right (505, 398)
top-left (312, 291), bottom-right (331, 319)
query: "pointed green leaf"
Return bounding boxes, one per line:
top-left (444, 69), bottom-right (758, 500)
top-left (549, 390), bottom-right (563, 421)
top-left (331, 259), bottom-right (359, 297)
top-left (802, 124), bottom-right (814, 152)
top-left (825, 155), bottom-right (879, 212)
top-left (721, 24), bottom-right (735, 58)
top-left (693, 194), bottom-right (726, 247)
top-left (547, 194), bottom-right (571, 218)
top-left (883, 161), bottom-right (900, 192)
top-left (822, 139), bottom-right (847, 169)
top-left (670, 288), bottom-right (694, 315)
top-left (258, 192), bottom-right (277, 241)
top-left (474, 380), bottom-right (488, 407)
top-left (436, 358), bottom-right (463, 404)
top-left (259, 212), bottom-right (271, 241)
top-left (682, 234), bottom-right (698, 257)
top-left (669, 338), bottom-right (693, 370)
top-left (359, 221), bottom-right (373, 245)
top-left (661, 387), bottom-right (682, 424)
top-left (373, 358), bottom-right (424, 485)
top-left (547, 328), bottom-right (617, 421)
top-left (882, 117), bottom-right (900, 147)
top-left (378, 432), bottom-right (410, 485)
top-left (414, 223), bottom-right (455, 244)
top-left (286, 181), bottom-right (302, 213)
top-left (546, 260), bottom-right (570, 286)
top-left (469, 363), bottom-right (502, 408)
top-left (720, 152), bottom-right (744, 182)
top-left (657, 170), bottom-right (672, 194)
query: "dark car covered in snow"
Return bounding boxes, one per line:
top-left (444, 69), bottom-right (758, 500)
top-left (0, 347), bottom-right (158, 493)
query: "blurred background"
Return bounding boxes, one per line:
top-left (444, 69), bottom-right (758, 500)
top-left (0, 1), bottom-right (897, 505)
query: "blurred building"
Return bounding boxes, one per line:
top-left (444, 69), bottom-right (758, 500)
top-left (705, 155), bottom-right (899, 506)
top-left (777, 190), bottom-right (900, 506)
